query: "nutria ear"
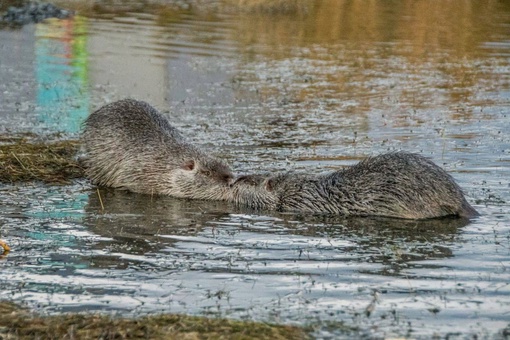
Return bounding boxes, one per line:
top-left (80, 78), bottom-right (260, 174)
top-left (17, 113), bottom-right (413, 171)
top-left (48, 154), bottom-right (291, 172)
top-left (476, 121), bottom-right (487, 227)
top-left (182, 160), bottom-right (195, 171)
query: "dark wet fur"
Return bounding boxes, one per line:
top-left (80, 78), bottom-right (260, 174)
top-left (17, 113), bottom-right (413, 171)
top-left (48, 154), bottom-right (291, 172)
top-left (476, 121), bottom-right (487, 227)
top-left (232, 152), bottom-right (478, 219)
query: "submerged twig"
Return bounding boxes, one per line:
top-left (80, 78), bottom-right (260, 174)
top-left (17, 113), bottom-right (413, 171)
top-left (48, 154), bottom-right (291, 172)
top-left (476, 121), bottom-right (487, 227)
top-left (96, 188), bottom-right (105, 211)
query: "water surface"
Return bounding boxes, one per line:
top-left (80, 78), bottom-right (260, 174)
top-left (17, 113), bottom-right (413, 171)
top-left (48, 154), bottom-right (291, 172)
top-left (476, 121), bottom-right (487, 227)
top-left (1, 1), bottom-right (509, 338)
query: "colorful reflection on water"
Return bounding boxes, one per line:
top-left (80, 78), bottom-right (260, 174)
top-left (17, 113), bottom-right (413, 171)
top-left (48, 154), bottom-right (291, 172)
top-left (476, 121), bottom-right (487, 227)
top-left (35, 17), bottom-right (89, 133)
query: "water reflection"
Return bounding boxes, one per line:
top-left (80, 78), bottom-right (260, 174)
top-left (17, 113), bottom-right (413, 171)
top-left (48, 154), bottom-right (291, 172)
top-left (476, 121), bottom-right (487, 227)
top-left (230, 0), bottom-right (510, 119)
top-left (35, 17), bottom-right (89, 133)
top-left (1, 184), bottom-right (484, 338)
top-left (83, 189), bottom-right (233, 256)
top-left (82, 189), bottom-right (467, 278)
top-left (230, 0), bottom-right (510, 55)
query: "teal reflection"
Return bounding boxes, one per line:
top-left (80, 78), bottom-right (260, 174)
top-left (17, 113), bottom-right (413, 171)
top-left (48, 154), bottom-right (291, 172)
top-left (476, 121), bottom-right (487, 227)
top-left (35, 17), bottom-right (89, 134)
top-left (23, 192), bottom-right (89, 220)
top-left (20, 189), bottom-right (89, 258)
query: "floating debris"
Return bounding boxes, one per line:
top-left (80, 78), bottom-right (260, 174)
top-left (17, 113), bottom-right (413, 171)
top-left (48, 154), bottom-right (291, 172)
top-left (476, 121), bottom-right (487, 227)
top-left (0, 240), bottom-right (9, 253)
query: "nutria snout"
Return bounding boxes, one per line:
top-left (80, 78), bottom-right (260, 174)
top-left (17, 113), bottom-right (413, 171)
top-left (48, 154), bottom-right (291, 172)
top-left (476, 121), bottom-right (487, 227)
top-left (81, 99), bottom-right (234, 200)
top-left (231, 152), bottom-right (479, 219)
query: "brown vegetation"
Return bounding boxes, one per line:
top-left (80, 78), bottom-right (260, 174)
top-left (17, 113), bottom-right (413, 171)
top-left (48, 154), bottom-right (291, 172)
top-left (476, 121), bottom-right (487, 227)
top-left (0, 301), bottom-right (308, 340)
top-left (0, 136), bottom-right (83, 184)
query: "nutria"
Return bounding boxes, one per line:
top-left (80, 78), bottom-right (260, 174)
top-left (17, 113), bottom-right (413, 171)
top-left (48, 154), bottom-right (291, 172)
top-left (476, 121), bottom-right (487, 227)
top-left (81, 99), bottom-right (234, 200)
top-left (82, 100), bottom-right (477, 219)
top-left (231, 152), bottom-right (478, 219)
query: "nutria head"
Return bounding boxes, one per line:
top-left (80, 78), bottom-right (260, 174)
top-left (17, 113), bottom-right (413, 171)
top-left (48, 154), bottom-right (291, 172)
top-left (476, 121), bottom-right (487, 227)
top-left (230, 174), bottom-right (279, 210)
top-left (161, 154), bottom-right (234, 201)
top-left (82, 98), bottom-right (237, 200)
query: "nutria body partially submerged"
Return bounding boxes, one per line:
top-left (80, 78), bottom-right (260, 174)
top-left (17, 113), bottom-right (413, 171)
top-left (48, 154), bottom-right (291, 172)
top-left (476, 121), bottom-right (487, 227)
top-left (232, 152), bottom-right (478, 219)
top-left (82, 99), bottom-right (233, 200)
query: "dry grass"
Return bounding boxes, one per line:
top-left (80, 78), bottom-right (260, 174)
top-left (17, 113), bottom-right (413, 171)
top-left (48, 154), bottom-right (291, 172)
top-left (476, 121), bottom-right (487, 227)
top-left (0, 135), bottom-right (84, 184)
top-left (0, 301), bottom-right (308, 340)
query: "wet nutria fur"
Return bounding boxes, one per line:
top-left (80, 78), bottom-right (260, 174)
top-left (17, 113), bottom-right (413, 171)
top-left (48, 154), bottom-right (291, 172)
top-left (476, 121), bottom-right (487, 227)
top-left (231, 152), bottom-right (478, 219)
top-left (82, 99), bottom-right (234, 200)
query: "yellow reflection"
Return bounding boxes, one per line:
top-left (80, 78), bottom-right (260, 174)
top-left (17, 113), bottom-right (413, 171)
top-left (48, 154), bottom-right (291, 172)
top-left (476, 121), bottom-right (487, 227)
top-left (228, 0), bottom-right (510, 120)
top-left (230, 0), bottom-right (507, 55)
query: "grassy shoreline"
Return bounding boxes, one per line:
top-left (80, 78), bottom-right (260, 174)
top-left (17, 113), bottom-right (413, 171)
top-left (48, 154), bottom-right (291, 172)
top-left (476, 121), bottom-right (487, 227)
top-left (0, 136), bottom-right (83, 184)
top-left (0, 301), bottom-right (309, 339)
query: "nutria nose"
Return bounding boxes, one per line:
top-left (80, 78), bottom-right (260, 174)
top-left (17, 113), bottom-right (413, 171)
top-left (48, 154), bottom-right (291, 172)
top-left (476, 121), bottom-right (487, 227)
top-left (230, 176), bottom-right (243, 187)
top-left (227, 176), bottom-right (235, 186)
top-left (230, 175), bottom-right (245, 187)
top-left (232, 175), bottom-right (264, 187)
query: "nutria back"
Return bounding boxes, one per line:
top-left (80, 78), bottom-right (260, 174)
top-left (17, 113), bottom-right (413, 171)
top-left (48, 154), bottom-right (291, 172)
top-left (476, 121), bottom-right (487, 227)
top-left (81, 99), bottom-right (233, 200)
top-left (232, 152), bottom-right (478, 219)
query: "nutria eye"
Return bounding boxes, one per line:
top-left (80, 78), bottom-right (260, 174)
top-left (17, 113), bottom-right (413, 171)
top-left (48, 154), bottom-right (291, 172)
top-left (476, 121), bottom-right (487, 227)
top-left (182, 160), bottom-right (195, 171)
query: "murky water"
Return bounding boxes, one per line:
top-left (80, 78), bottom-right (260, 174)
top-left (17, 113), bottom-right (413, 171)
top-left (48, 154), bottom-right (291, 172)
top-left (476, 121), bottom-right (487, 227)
top-left (1, 0), bottom-right (509, 338)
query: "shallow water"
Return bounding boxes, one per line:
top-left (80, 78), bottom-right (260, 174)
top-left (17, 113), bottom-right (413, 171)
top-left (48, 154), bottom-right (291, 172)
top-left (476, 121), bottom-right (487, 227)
top-left (1, 0), bottom-right (509, 338)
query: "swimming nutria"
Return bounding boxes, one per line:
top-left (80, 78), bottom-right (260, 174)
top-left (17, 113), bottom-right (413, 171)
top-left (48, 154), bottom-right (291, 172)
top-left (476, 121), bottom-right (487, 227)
top-left (231, 152), bottom-right (478, 219)
top-left (82, 100), bottom-right (477, 219)
top-left (81, 99), bottom-right (234, 200)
